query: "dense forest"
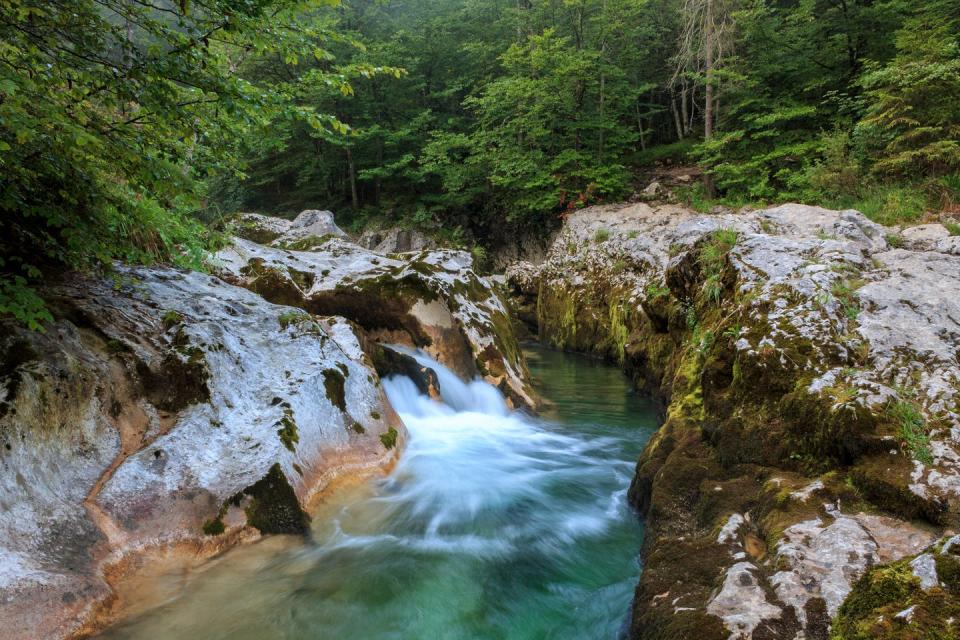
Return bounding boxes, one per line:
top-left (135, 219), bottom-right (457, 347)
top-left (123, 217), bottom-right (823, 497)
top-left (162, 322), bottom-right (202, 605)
top-left (2, 0), bottom-right (959, 327)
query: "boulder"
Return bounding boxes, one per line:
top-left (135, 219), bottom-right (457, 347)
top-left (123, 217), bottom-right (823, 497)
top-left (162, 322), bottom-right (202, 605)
top-left (357, 227), bottom-right (435, 254)
top-left (230, 210), bottom-right (347, 249)
top-left (0, 267), bottom-right (402, 639)
top-left (215, 234), bottom-right (537, 409)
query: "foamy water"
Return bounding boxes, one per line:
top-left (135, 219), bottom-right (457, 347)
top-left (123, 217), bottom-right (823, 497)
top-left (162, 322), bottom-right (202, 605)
top-left (100, 346), bottom-right (656, 639)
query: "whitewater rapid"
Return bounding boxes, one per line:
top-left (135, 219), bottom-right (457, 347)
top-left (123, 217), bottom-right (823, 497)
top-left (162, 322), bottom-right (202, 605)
top-left (101, 345), bottom-right (654, 640)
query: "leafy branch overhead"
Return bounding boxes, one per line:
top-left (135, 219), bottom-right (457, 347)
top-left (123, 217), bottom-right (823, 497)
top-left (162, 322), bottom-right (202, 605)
top-left (0, 0), bottom-right (396, 326)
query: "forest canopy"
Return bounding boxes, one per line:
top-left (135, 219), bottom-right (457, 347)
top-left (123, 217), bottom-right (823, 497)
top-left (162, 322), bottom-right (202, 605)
top-left (2, 0), bottom-right (960, 327)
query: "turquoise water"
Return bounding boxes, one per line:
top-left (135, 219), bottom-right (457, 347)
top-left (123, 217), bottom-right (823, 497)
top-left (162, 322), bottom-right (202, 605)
top-left (100, 345), bottom-right (656, 640)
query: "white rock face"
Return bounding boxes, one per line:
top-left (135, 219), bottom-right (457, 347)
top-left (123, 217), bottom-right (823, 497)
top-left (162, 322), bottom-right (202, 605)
top-left (771, 515), bottom-right (877, 624)
top-left (532, 201), bottom-right (960, 506)
top-left (901, 224), bottom-right (950, 251)
top-left (527, 200), bottom-right (960, 639)
top-left (231, 210), bottom-right (347, 247)
top-left (286, 209), bottom-right (347, 237)
top-left (358, 227), bottom-right (435, 254)
top-left (215, 234), bottom-right (536, 409)
top-left (0, 266), bottom-right (403, 640)
top-left (707, 562), bottom-right (782, 639)
top-left (910, 553), bottom-right (939, 590)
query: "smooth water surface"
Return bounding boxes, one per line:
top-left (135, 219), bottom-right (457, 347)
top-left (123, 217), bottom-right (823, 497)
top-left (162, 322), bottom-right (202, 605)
top-left (100, 345), bottom-right (657, 640)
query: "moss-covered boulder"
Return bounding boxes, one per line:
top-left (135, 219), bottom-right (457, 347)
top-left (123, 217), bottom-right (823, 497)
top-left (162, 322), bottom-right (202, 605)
top-left (525, 201), bottom-right (960, 639)
top-left (216, 227), bottom-right (537, 409)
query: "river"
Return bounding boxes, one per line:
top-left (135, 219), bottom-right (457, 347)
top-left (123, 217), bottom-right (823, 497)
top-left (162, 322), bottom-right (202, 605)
top-left (99, 345), bottom-right (657, 639)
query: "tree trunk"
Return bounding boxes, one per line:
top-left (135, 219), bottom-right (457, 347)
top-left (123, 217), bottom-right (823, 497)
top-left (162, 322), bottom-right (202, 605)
top-left (670, 93), bottom-right (684, 140)
top-left (636, 101), bottom-right (646, 151)
top-left (346, 146), bottom-right (359, 210)
top-left (703, 0), bottom-right (716, 197)
top-left (680, 81), bottom-right (690, 136)
top-left (598, 0), bottom-right (607, 160)
top-left (374, 139), bottom-right (383, 206)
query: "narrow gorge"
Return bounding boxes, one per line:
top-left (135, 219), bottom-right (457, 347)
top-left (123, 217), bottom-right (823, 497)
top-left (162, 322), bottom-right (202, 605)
top-left (3, 202), bottom-right (960, 640)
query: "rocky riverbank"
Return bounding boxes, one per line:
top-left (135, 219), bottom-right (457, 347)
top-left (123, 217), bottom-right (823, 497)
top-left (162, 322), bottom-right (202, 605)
top-left (509, 202), bottom-right (960, 639)
top-left (0, 210), bottom-right (532, 639)
top-left (7, 201), bottom-right (960, 640)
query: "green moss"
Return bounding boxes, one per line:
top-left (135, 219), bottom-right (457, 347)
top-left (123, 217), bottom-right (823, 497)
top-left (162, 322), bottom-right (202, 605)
top-left (278, 310), bottom-right (314, 330)
top-left (229, 216), bottom-right (284, 244)
top-left (351, 421), bottom-right (366, 434)
top-left (646, 281), bottom-right (671, 300)
top-left (884, 232), bottom-right (905, 248)
top-left (699, 228), bottom-right (738, 272)
top-left (945, 221), bottom-right (960, 236)
top-left (607, 301), bottom-right (630, 363)
top-left (369, 410), bottom-right (381, 420)
top-left (849, 453), bottom-right (946, 524)
top-left (323, 368), bottom-right (347, 411)
top-left (831, 277), bottom-right (864, 321)
top-left (161, 309), bottom-right (183, 330)
top-left (936, 554), bottom-right (960, 594)
top-left (379, 426), bottom-right (398, 449)
top-left (279, 234), bottom-right (335, 251)
top-left (202, 517), bottom-right (225, 536)
top-left (593, 228), bottom-right (611, 243)
top-left (105, 338), bottom-right (128, 354)
top-left (831, 552), bottom-right (960, 640)
top-left (276, 407), bottom-right (299, 452)
top-left (240, 463), bottom-right (309, 534)
top-left (834, 561), bottom-right (918, 635)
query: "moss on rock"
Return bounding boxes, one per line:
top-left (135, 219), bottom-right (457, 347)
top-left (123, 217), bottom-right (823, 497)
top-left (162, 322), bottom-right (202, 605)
top-left (276, 407), bottom-right (299, 452)
top-left (832, 553), bottom-right (960, 640)
top-left (323, 368), bottom-right (347, 412)
top-left (238, 463), bottom-right (309, 534)
top-left (379, 426), bottom-right (398, 450)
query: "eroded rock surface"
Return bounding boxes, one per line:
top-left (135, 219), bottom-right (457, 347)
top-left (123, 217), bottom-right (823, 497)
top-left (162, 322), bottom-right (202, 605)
top-left (357, 227), bottom-right (435, 254)
top-left (216, 221), bottom-right (536, 409)
top-left (518, 201), bottom-right (960, 639)
top-left (0, 266), bottom-right (403, 639)
top-left (231, 209), bottom-right (348, 247)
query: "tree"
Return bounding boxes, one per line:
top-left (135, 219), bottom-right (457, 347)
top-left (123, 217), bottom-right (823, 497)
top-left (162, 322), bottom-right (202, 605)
top-left (0, 0), bottom-right (364, 327)
top-left (858, 4), bottom-right (960, 178)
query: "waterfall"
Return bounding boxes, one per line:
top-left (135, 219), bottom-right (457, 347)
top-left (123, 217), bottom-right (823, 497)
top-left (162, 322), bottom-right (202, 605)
top-left (383, 344), bottom-right (509, 416)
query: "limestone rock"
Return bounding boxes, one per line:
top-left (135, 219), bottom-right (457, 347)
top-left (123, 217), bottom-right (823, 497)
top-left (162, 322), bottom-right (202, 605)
top-left (0, 266), bottom-right (402, 640)
top-left (910, 553), bottom-right (939, 589)
top-left (230, 210), bottom-right (347, 249)
top-left (505, 261), bottom-right (542, 297)
top-left (706, 562), bottom-right (783, 639)
top-left (215, 233), bottom-right (536, 409)
top-left (282, 209), bottom-right (348, 241)
top-left (901, 223), bottom-right (950, 251)
top-left (357, 227), bottom-right (435, 254)
top-left (528, 200), bottom-right (960, 639)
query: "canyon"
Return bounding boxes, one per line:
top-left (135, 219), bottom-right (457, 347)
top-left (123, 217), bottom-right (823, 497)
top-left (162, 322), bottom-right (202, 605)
top-left (3, 203), bottom-right (960, 639)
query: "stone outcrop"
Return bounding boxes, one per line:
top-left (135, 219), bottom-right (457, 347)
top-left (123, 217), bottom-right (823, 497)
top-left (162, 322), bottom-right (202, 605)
top-left (216, 220), bottom-right (536, 409)
top-left (514, 201), bottom-right (960, 639)
top-left (0, 266), bottom-right (405, 639)
top-left (230, 209), bottom-right (348, 247)
top-left (357, 227), bottom-right (435, 254)
top-left (0, 206), bottom-right (538, 639)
